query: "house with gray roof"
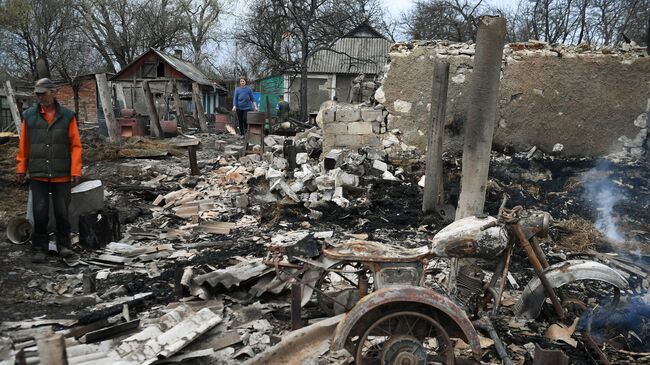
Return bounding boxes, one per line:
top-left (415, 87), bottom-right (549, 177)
top-left (256, 23), bottom-right (391, 116)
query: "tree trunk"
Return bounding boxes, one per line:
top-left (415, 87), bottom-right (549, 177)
top-left (456, 16), bottom-right (507, 220)
top-left (299, 38), bottom-right (309, 123)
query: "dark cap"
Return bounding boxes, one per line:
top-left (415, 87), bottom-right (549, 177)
top-left (34, 78), bottom-right (55, 93)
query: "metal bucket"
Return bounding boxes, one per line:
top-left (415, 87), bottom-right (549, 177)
top-left (6, 217), bottom-right (32, 244)
top-left (160, 119), bottom-right (179, 137)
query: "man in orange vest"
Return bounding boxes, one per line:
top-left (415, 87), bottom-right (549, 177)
top-left (16, 78), bottom-right (82, 261)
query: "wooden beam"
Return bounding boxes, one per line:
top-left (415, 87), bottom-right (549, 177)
top-left (192, 82), bottom-right (209, 132)
top-left (114, 83), bottom-right (127, 109)
top-left (172, 79), bottom-right (187, 131)
top-left (5, 81), bottom-right (22, 134)
top-left (142, 80), bottom-right (163, 138)
top-left (95, 73), bottom-right (119, 142)
top-left (423, 61), bottom-right (450, 214)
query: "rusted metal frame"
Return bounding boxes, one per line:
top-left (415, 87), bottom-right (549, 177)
top-left (512, 223), bottom-right (565, 320)
top-left (530, 237), bottom-right (550, 269)
top-left (480, 242), bottom-right (510, 310)
top-left (473, 316), bottom-right (514, 365)
top-left (582, 331), bottom-right (612, 365)
top-left (272, 260), bottom-right (352, 311)
top-left (492, 243), bottom-right (514, 315)
top-left (330, 287), bottom-right (483, 360)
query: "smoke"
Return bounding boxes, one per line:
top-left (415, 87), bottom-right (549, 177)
top-left (582, 160), bottom-right (625, 243)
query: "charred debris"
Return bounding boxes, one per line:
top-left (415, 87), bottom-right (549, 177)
top-left (1, 38), bottom-right (650, 365)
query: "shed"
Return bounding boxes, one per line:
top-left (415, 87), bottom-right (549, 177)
top-left (111, 49), bottom-right (227, 124)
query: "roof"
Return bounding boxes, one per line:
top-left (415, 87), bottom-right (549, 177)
top-left (344, 23), bottom-right (388, 39)
top-left (307, 36), bottom-right (391, 75)
top-left (112, 49), bottom-right (226, 92)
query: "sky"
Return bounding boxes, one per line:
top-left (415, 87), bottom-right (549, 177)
top-left (383, 0), bottom-right (519, 18)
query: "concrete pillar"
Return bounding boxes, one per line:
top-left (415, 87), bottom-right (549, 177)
top-left (423, 61), bottom-right (450, 214)
top-left (455, 16), bottom-right (507, 220)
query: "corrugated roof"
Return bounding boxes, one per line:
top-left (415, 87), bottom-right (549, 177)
top-left (308, 37), bottom-right (391, 75)
top-left (152, 49), bottom-right (213, 86)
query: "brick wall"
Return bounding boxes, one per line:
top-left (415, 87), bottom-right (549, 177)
top-left (322, 104), bottom-right (387, 153)
top-left (54, 79), bottom-right (98, 124)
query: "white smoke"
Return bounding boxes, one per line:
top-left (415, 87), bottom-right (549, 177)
top-left (582, 161), bottom-right (625, 243)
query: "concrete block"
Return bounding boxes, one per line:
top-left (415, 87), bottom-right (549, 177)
top-left (322, 107), bottom-right (336, 123)
top-left (296, 152), bottom-right (309, 165)
top-left (363, 147), bottom-right (386, 160)
top-left (372, 160), bottom-right (388, 173)
top-left (336, 105), bottom-right (361, 122)
top-left (372, 122), bottom-right (381, 134)
top-left (264, 136), bottom-right (277, 147)
top-left (335, 134), bottom-right (361, 147)
top-left (361, 108), bottom-right (382, 123)
top-left (324, 122), bottom-right (348, 135)
top-left (272, 157), bottom-right (288, 170)
top-left (324, 149), bottom-right (343, 170)
top-left (336, 171), bottom-right (360, 187)
top-left (362, 134), bottom-right (380, 147)
top-left (348, 121), bottom-right (373, 135)
top-left (315, 175), bottom-right (335, 191)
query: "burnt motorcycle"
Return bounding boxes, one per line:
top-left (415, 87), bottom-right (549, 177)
top-left (265, 199), bottom-right (629, 364)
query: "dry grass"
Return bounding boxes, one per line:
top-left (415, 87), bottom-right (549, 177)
top-left (554, 217), bottom-right (603, 252)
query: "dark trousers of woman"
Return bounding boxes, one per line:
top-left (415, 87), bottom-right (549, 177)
top-left (236, 109), bottom-right (248, 135)
top-left (30, 180), bottom-right (72, 249)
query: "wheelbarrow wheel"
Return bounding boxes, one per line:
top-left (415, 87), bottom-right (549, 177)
top-left (355, 311), bottom-right (455, 365)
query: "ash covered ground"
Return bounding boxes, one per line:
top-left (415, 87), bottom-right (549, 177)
top-left (1, 128), bottom-right (649, 364)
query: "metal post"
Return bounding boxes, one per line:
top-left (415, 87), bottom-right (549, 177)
top-left (188, 146), bottom-right (199, 176)
top-left (291, 280), bottom-right (302, 330)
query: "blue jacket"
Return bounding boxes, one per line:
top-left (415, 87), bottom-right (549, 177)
top-left (233, 86), bottom-right (255, 110)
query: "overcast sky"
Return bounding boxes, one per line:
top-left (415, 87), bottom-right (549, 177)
top-left (384, 0), bottom-right (520, 17)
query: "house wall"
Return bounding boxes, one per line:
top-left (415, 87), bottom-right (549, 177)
top-left (288, 74), bottom-right (332, 114)
top-left (378, 42), bottom-right (650, 157)
top-left (113, 52), bottom-right (185, 81)
top-left (53, 79), bottom-right (98, 124)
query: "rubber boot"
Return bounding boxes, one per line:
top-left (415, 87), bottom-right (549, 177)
top-left (55, 234), bottom-right (75, 259)
top-left (30, 233), bottom-right (49, 263)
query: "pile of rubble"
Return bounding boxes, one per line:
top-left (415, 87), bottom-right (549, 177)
top-left (390, 39), bottom-right (649, 62)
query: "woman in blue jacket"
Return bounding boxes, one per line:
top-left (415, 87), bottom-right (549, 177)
top-left (232, 77), bottom-right (258, 135)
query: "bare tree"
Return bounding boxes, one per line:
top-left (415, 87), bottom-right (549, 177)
top-left (400, 0), bottom-right (486, 41)
top-left (76, 0), bottom-right (187, 71)
top-left (180, 0), bottom-right (229, 65)
top-left (0, 0), bottom-right (77, 79)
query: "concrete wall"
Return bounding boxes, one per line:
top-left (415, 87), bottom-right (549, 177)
top-left (377, 42), bottom-right (650, 157)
